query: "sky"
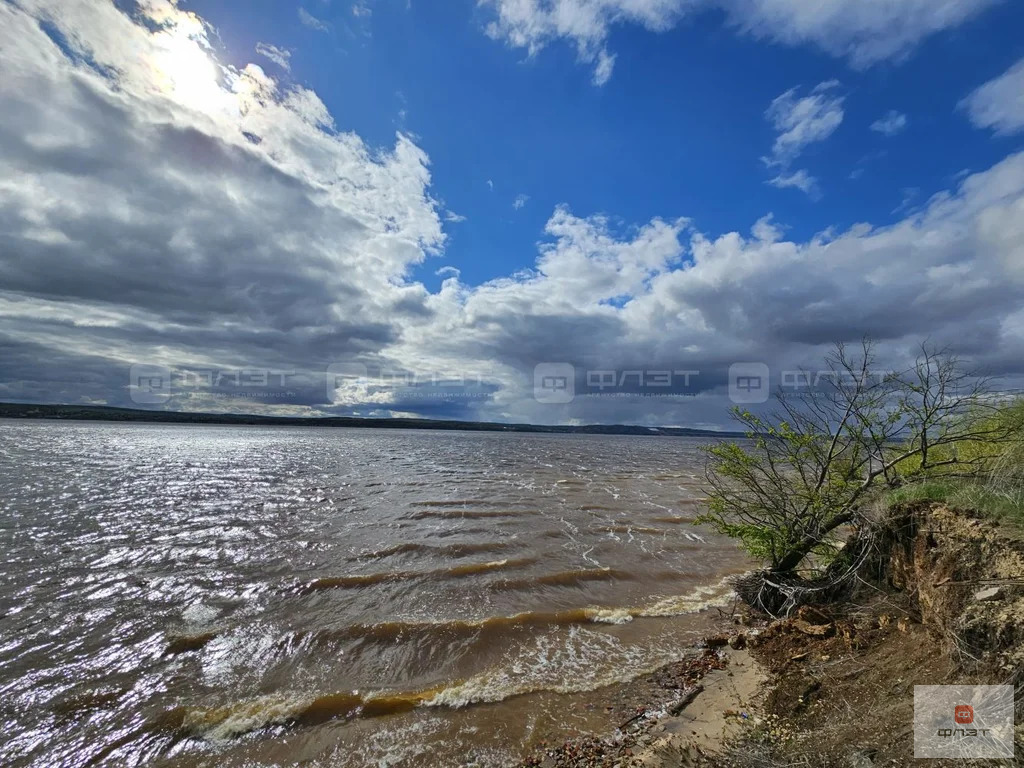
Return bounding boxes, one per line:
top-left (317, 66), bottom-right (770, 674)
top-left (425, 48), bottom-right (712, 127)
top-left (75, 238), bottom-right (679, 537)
top-left (1, 0), bottom-right (1023, 428)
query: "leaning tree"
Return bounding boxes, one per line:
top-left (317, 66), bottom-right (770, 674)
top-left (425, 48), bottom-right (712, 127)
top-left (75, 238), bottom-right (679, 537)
top-left (698, 339), bottom-right (1011, 615)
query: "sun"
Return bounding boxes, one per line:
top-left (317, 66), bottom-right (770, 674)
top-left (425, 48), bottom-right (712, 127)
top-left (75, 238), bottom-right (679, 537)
top-left (148, 14), bottom-right (229, 116)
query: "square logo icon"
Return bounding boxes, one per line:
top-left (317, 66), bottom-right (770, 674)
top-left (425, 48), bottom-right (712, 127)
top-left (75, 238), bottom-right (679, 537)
top-left (534, 363), bottom-right (575, 404)
top-left (729, 362), bottom-right (770, 404)
top-left (914, 685), bottom-right (1014, 759)
top-left (954, 704), bottom-right (974, 724)
top-left (129, 364), bottom-right (172, 404)
top-left (326, 363), bottom-right (369, 404)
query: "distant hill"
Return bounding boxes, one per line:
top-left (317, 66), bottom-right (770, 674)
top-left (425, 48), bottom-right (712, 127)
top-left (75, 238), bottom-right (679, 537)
top-left (0, 402), bottom-right (744, 438)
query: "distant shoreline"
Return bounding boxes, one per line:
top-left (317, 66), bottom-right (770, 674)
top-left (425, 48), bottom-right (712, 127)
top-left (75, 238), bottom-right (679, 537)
top-left (0, 402), bottom-right (745, 438)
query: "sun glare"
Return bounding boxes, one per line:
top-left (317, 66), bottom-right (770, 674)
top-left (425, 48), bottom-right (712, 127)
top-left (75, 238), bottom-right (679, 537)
top-left (148, 18), bottom-right (229, 116)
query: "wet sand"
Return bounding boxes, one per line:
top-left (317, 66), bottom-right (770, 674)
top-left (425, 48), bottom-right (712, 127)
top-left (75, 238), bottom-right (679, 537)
top-left (517, 629), bottom-right (767, 768)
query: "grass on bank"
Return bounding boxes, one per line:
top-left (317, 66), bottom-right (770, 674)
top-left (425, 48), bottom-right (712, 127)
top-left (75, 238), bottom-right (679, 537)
top-left (887, 478), bottom-right (1024, 527)
top-left (888, 397), bottom-right (1024, 527)
top-left (700, 341), bottom-right (1024, 591)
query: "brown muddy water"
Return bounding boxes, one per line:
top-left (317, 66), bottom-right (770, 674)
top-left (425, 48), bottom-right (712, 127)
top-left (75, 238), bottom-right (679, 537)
top-left (0, 422), bottom-right (748, 767)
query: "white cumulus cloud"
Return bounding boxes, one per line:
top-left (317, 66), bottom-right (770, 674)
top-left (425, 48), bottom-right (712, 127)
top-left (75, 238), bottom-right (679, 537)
top-left (760, 81), bottom-right (842, 197)
top-left (767, 169), bottom-right (820, 198)
top-left (255, 42), bottom-right (291, 71)
top-left (0, 0), bottom-right (442, 413)
top-left (764, 81), bottom-right (844, 167)
top-left (298, 7), bottom-right (328, 31)
top-left (1, 0), bottom-right (1023, 428)
top-left (960, 57), bottom-right (1024, 136)
top-left (480, 0), bottom-right (998, 84)
top-left (392, 154), bottom-right (1024, 425)
top-left (871, 110), bottom-right (908, 136)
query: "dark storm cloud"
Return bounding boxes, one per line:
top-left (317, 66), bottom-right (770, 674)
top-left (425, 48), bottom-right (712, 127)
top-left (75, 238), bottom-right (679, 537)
top-left (1, 1), bottom-right (1022, 427)
top-left (0, 335), bottom-right (130, 405)
top-left (0, 0), bottom-right (445, 414)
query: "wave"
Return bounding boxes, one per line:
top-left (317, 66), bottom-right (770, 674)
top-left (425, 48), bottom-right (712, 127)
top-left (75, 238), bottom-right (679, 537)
top-left (409, 499), bottom-right (497, 508)
top-left (166, 688), bottom-right (442, 741)
top-left (405, 509), bottom-right (532, 520)
top-left (164, 630), bottom-right (220, 655)
top-left (295, 572), bottom-right (411, 593)
top-left (651, 515), bottom-right (697, 525)
top-left (284, 607), bottom-right (617, 647)
top-left (596, 524), bottom-right (666, 535)
top-left (170, 578), bottom-right (738, 741)
top-left (168, 573), bottom-right (737, 664)
top-left (293, 557), bottom-right (538, 595)
top-left (426, 577), bottom-right (740, 708)
top-left (283, 576), bottom-right (736, 649)
top-left (444, 557), bottom-right (536, 576)
top-left (420, 541), bottom-right (517, 557)
top-left (634, 575), bottom-right (736, 617)
top-left (491, 567), bottom-right (633, 591)
top-left (351, 542), bottom-right (427, 560)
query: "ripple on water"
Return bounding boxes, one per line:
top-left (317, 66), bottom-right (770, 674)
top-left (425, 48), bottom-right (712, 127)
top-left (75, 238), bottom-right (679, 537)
top-left (0, 422), bottom-right (747, 767)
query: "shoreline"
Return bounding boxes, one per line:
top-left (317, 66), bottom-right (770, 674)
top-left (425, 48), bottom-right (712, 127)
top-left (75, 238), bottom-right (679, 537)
top-left (0, 403), bottom-right (747, 438)
top-left (516, 628), bottom-right (766, 768)
top-left (519, 502), bottom-right (1024, 767)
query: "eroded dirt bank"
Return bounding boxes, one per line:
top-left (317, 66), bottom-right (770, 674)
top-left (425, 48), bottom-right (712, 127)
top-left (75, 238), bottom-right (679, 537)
top-left (518, 504), bottom-right (1024, 767)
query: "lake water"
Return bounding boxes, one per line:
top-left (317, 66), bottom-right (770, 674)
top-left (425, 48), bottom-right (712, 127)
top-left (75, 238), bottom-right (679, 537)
top-left (0, 421), bottom-right (748, 767)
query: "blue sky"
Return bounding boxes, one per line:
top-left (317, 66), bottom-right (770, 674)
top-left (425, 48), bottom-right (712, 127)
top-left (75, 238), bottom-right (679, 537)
top-left (2, 0), bottom-right (1024, 426)
top-left (186, 0), bottom-right (1024, 287)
